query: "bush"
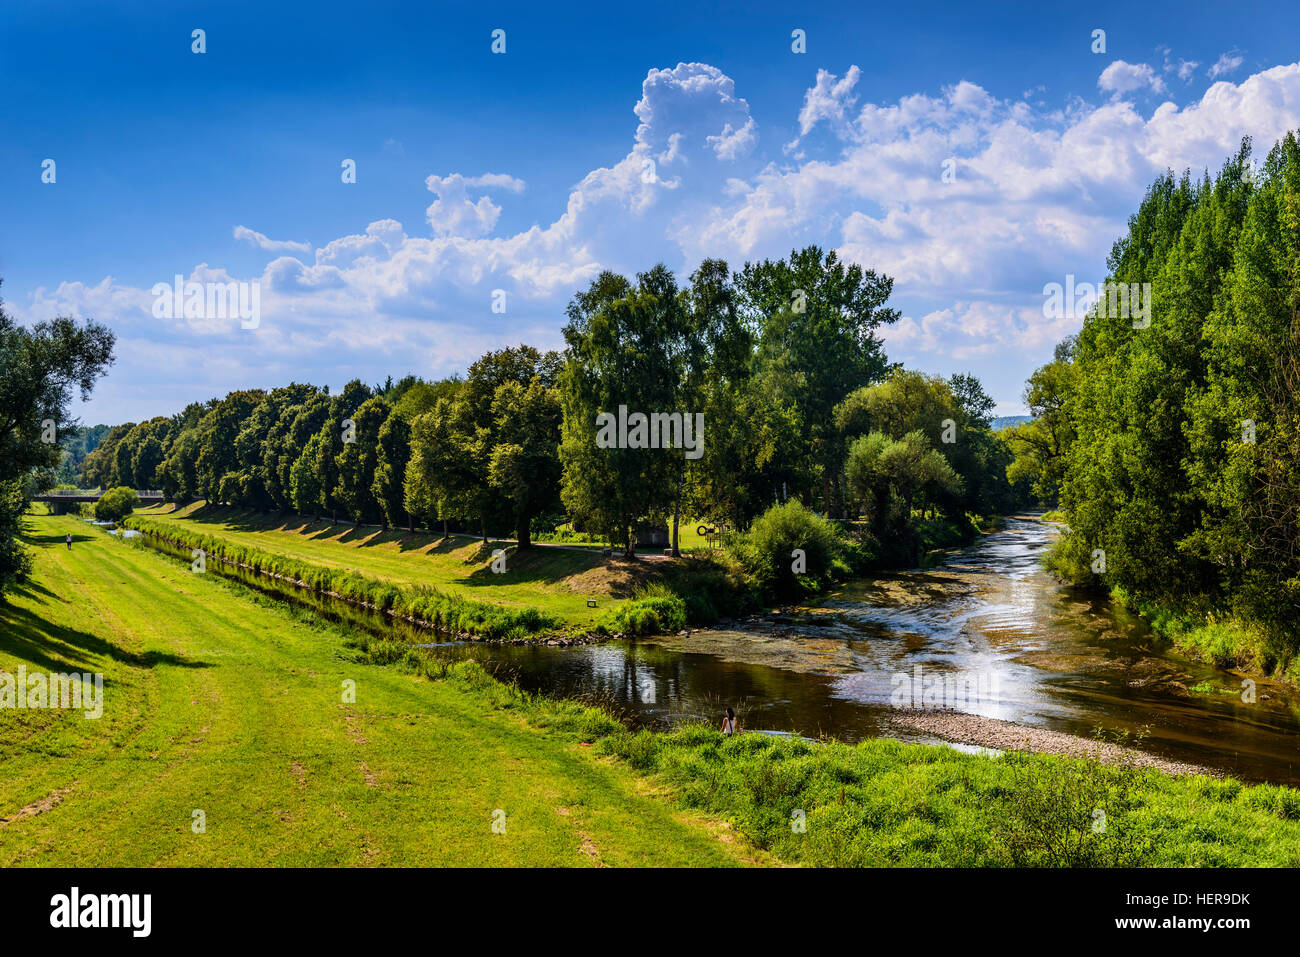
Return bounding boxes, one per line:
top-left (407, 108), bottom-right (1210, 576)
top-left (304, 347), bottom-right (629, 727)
top-left (94, 486), bottom-right (138, 522)
top-left (601, 584), bottom-right (687, 636)
top-left (731, 499), bottom-right (847, 600)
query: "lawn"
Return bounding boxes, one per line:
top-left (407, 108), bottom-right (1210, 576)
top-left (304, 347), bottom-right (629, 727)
top-left (10, 512), bottom-right (1300, 868)
top-left (0, 513), bottom-right (761, 866)
top-left (128, 503), bottom-right (668, 631)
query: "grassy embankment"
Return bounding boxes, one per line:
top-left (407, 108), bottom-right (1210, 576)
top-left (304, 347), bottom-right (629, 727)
top-left (0, 513), bottom-right (763, 866)
top-left (6, 512), bottom-right (1300, 866)
top-left (124, 503), bottom-right (724, 640)
top-left (120, 503), bottom-right (1007, 641)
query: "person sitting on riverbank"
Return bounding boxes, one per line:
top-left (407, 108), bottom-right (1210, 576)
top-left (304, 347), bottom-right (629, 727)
top-left (721, 707), bottom-right (738, 736)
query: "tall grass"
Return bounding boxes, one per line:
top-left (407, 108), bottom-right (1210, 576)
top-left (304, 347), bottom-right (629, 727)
top-left (595, 722), bottom-right (1300, 867)
top-left (598, 583), bottom-right (688, 636)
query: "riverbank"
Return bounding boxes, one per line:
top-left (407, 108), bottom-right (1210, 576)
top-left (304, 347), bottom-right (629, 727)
top-left (10, 513), bottom-right (1300, 867)
top-left (122, 503), bottom-right (1008, 644)
top-left (887, 710), bottom-right (1220, 777)
top-left (1041, 516), bottom-right (1300, 687)
top-left (595, 723), bottom-right (1300, 866)
top-left (0, 514), bottom-right (764, 866)
top-left (123, 504), bottom-right (762, 642)
top-left (1113, 588), bottom-right (1300, 688)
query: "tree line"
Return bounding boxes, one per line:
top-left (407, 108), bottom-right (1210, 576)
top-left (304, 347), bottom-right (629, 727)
top-left (1006, 132), bottom-right (1300, 668)
top-left (69, 246), bottom-right (1025, 562)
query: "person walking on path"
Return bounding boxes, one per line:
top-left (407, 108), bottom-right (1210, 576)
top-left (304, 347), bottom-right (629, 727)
top-left (65, 532), bottom-right (72, 550)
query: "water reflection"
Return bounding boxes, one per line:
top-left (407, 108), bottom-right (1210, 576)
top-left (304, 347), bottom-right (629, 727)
top-left (128, 516), bottom-right (1300, 784)
top-left (429, 516), bottom-right (1300, 784)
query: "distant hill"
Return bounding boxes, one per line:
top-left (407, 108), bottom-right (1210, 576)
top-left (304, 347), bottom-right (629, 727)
top-left (990, 415), bottom-right (1033, 431)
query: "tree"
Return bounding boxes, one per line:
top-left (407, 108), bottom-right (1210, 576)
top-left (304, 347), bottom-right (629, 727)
top-left (403, 352), bottom-right (554, 542)
top-left (1004, 340), bottom-right (1078, 505)
top-left (290, 432), bottom-right (327, 519)
top-left (233, 383), bottom-right (319, 510)
top-left (0, 290), bottom-right (115, 596)
top-left (558, 267), bottom-right (689, 556)
top-left (94, 486), bottom-right (139, 522)
top-left (334, 395), bottom-right (391, 524)
top-left (405, 397), bottom-right (481, 537)
top-left (1047, 133), bottom-right (1300, 665)
top-left (739, 246), bottom-right (900, 516)
top-left (372, 410), bottom-right (412, 532)
top-left (489, 378), bottom-right (562, 548)
top-left (271, 393), bottom-right (330, 511)
top-left (195, 390), bottom-right (265, 502)
top-left (80, 422), bottom-right (134, 488)
top-left (845, 431), bottom-right (962, 537)
top-left (159, 426), bottom-right (202, 502)
top-left (292, 381), bottom-right (372, 522)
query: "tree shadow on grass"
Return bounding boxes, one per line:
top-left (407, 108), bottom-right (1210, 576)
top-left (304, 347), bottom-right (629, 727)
top-left (22, 530), bottom-right (96, 547)
top-left (457, 544), bottom-right (636, 593)
top-left (0, 585), bottom-right (211, 674)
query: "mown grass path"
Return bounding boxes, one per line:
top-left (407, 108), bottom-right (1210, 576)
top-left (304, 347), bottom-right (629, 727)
top-left (0, 515), bottom-right (760, 866)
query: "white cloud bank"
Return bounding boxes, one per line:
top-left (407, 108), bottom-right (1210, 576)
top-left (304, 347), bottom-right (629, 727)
top-left (17, 56), bottom-right (1300, 419)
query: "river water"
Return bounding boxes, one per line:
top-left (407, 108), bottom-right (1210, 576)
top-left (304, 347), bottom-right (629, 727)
top-left (126, 515), bottom-right (1300, 784)
top-left (428, 515), bottom-right (1300, 784)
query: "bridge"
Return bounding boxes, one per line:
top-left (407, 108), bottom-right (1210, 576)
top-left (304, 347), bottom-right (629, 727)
top-left (33, 489), bottom-right (166, 505)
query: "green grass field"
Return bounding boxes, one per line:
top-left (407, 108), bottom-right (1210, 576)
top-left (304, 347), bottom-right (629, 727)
top-left (8, 511), bottom-right (1300, 867)
top-left (129, 503), bottom-right (670, 631)
top-left (0, 513), bottom-right (761, 866)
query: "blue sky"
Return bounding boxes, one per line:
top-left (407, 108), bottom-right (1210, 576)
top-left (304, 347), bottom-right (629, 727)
top-left (4, 0), bottom-right (1299, 423)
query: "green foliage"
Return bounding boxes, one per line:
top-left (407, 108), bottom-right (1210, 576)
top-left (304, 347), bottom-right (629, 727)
top-left (731, 499), bottom-right (848, 599)
top-left (405, 348), bottom-right (561, 542)
top-left (1047, 132), bottom-right (1300, 673)
top-left (0, 481), bottom-right (32, 594)
top-left (738, 246), bottom-right (900, 516)
top-left (1003, 340), bottom-right (1078, 505)
top-left (371, 410), bottom-right (411, 530)
top-left (558, 267), bottom-right (692, 555)
top-left (0, 290), bottom-right (115, 595)
top-left (599, 584), bottom-right (687, 636)
top-left (845, 430), bottom-right (963, 557)
top-left (593, 723), bottom-right (1300, 867)
top-left (994, 739), bottom-right (1153, 866)
top-left (334, 394), bottom-right (390, 524)
top-left (94, 486), bottom-right (138, 522)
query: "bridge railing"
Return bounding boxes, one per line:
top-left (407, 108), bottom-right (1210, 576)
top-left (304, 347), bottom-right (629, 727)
top-left (40, 489), bottom-right (165, 497)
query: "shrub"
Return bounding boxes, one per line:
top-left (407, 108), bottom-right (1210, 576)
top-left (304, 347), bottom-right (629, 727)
top-left (601, 584), bottom-right (687, 636)
top-left (730, 499), bottom-right (847, 600)
top-left (94, 486), bottom-right (138, 522)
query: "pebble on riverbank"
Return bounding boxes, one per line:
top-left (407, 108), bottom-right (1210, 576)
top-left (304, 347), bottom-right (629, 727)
top-left (888, 709), bottom-right (1221, 778)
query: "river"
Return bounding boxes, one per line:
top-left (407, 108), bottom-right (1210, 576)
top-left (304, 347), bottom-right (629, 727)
top-left (126, 513), bottom-right (1300, 784)
top-left (429, 515), bottom-right (1300, 784)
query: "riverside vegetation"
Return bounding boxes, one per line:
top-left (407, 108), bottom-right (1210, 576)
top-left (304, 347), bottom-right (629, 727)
top-left (5, 513), bottom-right (1300, 867)
top-left (1004, 133), bottom-right (1300, 685)
top-left (8, 139), bottom-right (1300, 868)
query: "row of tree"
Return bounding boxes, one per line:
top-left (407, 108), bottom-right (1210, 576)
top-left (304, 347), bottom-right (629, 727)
top-left (72, 247), bottom-right (1024, 560)
top-left (1006, 132), bottom-right (1300, 661)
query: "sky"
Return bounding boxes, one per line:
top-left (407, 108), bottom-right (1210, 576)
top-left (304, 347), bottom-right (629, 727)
top-left (4, 0), bottom-right (1300, 424)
